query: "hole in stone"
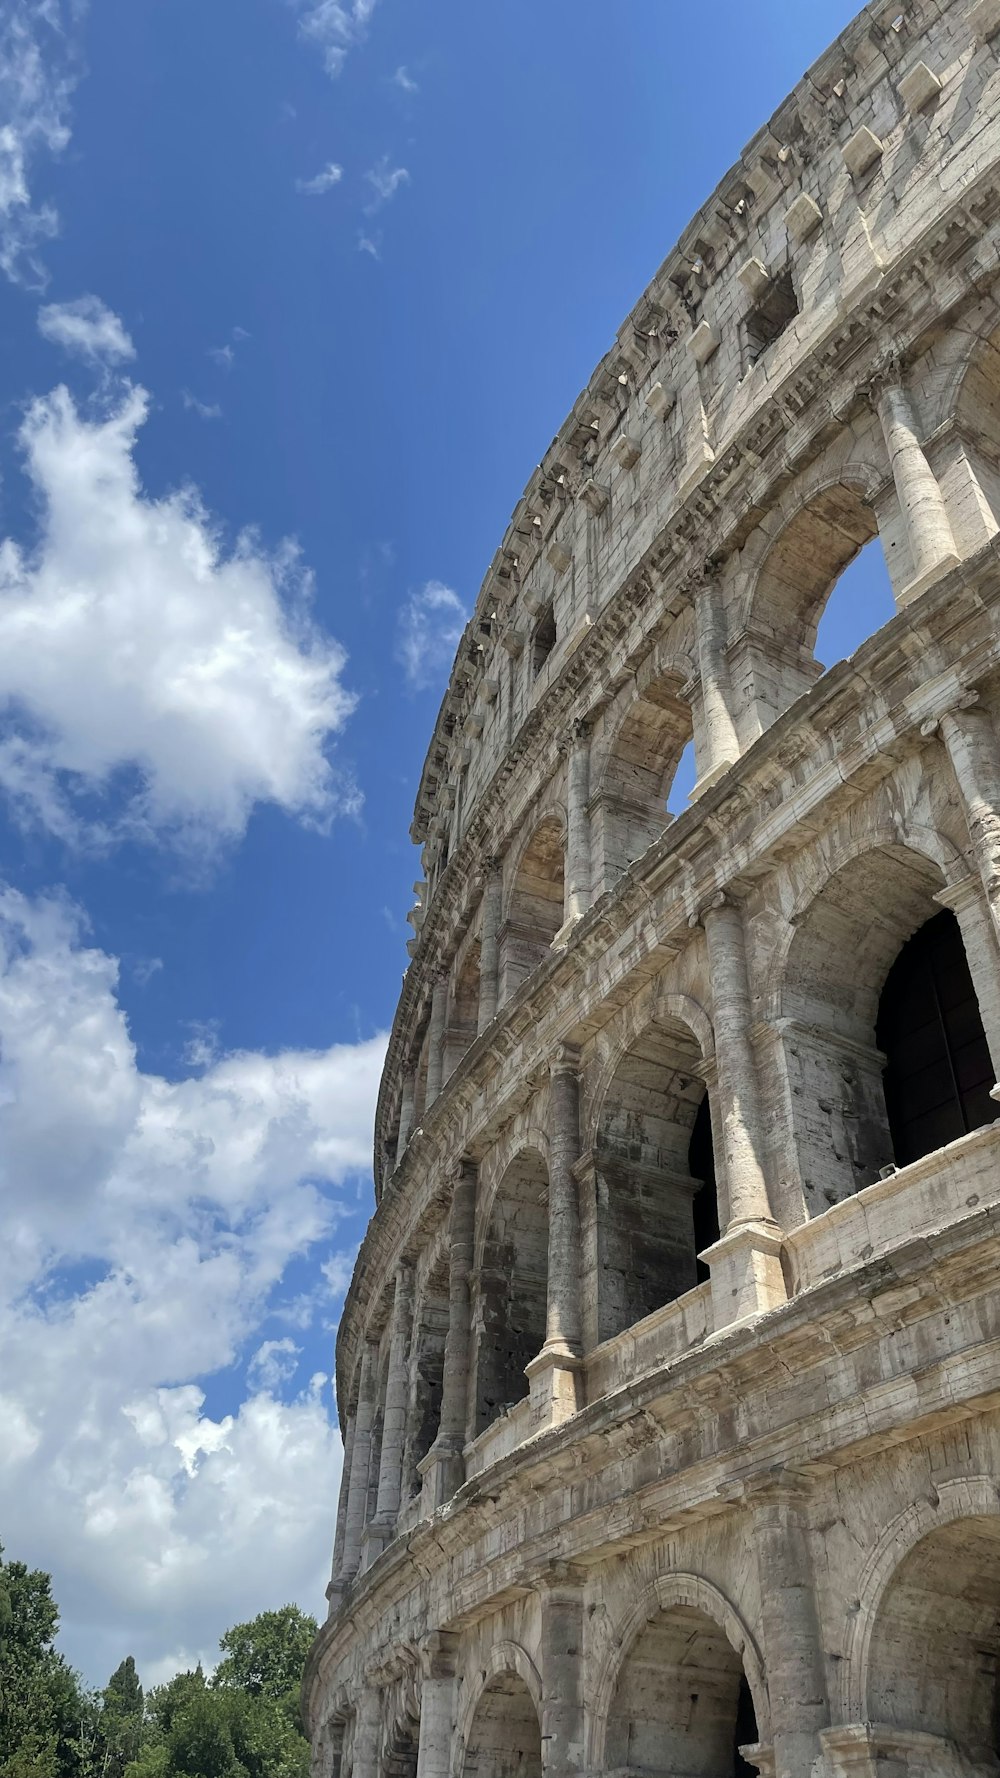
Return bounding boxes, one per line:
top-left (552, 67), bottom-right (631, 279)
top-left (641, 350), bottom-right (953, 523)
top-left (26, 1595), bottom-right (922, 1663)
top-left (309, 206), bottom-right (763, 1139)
top-left (814, 537), bottom-right (895, 668)
top-left (743, 267), bottom-right (799, 364)
top-left (666, 737), bottom-right (698, 815)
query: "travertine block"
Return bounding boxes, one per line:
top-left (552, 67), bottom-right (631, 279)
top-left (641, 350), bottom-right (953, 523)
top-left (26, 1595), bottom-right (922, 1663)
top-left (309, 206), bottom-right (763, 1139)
top-left (785, 191), bottom-right (823, 241)
top-left (580, 478), bottom-right (609, 513)
top-left (738, 256), bottom-right (772, 298)
top-left (546, 539), bottom-right (572, 574)
top-left (645, 380), bottom-right (674, 419)
top-left (970, 0), bottom-right (1000, 42)
top-left (843, 124), bottom-right (884, 177)
top-left (611, 433), bottom-right (641, 469)
top-left (688, 319), bottom-right (720, 364)
top-left (899, 59), bottom-right (943, 111)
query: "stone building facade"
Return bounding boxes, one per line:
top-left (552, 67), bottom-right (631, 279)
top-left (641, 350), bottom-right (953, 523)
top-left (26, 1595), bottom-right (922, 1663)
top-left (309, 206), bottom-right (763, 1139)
top-left (304, 4), bottom-right (1000, 1774)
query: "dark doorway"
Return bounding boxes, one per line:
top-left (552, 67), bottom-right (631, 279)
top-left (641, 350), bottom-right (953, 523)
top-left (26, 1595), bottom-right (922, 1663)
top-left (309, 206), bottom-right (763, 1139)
top-left (688, 1092), bottom-right (720, 1282)
top-left (877, 909), bottom-right (995, 1167)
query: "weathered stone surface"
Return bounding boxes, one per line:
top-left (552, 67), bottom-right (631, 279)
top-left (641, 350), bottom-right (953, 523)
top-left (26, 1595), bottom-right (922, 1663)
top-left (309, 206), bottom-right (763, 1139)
top-left (307, 6), bottom-right (1000, 1776)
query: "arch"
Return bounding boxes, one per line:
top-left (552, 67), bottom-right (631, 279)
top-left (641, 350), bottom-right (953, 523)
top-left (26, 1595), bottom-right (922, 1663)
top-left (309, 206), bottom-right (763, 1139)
top-left (458, 1642), bottom-right (543, 1778)
top-left (500, 812), bottom-right (566, 1003)
top-left (592, 670), bottom-right (694, 895)
top-left (843, 1476), bottom-right (1000, 1724)
top-left (589, 997), bottom-right (719, 1340)
top-left (739, 467), bottom-right (891, 737)
top-left (589, 1574), bottom-right (770, 1771)
top-left (472, 1147), bottom-right (548, 1435)
top-left (401, 1243), bottom-right (450, 1500)
top-left (446, 937), bottom-right (481, 1079)
top-left (775, 833), bottom-right (992, 1213)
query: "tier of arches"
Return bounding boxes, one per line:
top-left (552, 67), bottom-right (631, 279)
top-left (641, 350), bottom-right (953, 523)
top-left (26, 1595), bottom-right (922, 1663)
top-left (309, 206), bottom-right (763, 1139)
top-left (395, 319), bottom-right (1000, 1180)
top-left (319, 1488), bottom-right (1000, 1778)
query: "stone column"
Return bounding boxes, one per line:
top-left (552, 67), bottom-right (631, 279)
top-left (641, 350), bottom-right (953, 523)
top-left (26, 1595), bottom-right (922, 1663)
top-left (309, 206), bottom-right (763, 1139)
top-left (395, 1072), bottom-right (416, 1167)
top-left (362, 1262), bottom-right (414, 1566)
top-left (537, 1566), bottom-right (586, 1778)
top-left (939, 701), bottom-right (1000, 942)
top-left (564, 722), bottom-right (592, 925)
top-left (699, 896), bottom-right (785, 1326)
top-left (338, 1337), bottom-right (379, 1587)
top-left (420, 1159), bottom-right (476, 1510)
top-left (691, 571), bottom-right (740, 797)
top-left (526, 1046), bottom-right (584, 1425)
top-left (325, 1410), bottom-right (356, 1609)
top-left (415, 1634), bottom-right (459, 1778)
top-left (935, 874), bottom-right (1000, 1084)
top-left (425, 976), bottom-right (448, 1108)
top-left (352, 1688), bottom-right (381, 1778)
top-left (751, 1481), bottom-right (828, 1778)
top-left (874, 379), bottom-right (959, 604)
top-left (478, 860), bottom-right (503, 1034)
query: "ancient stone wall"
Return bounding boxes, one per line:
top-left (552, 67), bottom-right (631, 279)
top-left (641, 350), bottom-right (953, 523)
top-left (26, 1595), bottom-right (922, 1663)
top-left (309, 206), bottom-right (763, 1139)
top-left (307, 6), bottom-right (1000, 1776)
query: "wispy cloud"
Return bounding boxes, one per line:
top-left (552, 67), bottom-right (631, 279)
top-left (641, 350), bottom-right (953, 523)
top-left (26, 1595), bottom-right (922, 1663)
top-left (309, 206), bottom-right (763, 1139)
top-left (395, 581), bottom-right (466, 691)
top-left (295, 161), bottom-right (343, 196)
top-left (0, 1), bottom-right (83, 287)
top-left (207, 327), bottom-right (249, 372)
top-left (365, 155), bottom-right (409, 212)
top-left (357, 230), bottom-right (381, 260)
top-left (38, 295), bottom-right (135, 366)
top-left (182, 390), bottom-right (223, 421)
top-left (392, 65), bottom-right (418, 94)
top-left (287, 0), bottom-right (378, 77)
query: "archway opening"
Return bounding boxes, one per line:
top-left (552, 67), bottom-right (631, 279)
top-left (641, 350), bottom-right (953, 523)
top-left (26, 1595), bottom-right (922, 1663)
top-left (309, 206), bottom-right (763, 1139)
top-left (462, 1672), bottom-right (542, 1778)
top-left (666, 737), bottom-right (699, 817)
top-left (814, 538), bottom-right (896, 669)
top-left (747, 485), bottom-right (883, 733)
top-left (867, 1513), bottom-right (1000, 1760)
top-left (688, 1092), bottom-right (720, 1283)
top-left (605, 1603), bottom-right (760, 1778)
top-left (781, 845), bottom-right (994, 1214)
top-left (593, 675), bottom-right (693, 892)
top-left (383, 1718), bottom-right (419, 1778)
top-left (501, 818), bottom-right (565, 1001)
top-left (446, 938), bottom-right (481, 1079)
top-left (474, 1150), bottom-right (548, 1435)
top-left (402, 1253), bottom-right (449, 1500)
top-left (877, 908), bottom-right (995, 1168)
top-left (595, 1019), bottom-right (714, 1342)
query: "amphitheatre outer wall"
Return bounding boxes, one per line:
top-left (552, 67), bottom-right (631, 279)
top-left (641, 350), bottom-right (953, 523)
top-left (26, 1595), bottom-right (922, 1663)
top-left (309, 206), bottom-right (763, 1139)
top-left (306, 5), bottom-right (1000, 1776)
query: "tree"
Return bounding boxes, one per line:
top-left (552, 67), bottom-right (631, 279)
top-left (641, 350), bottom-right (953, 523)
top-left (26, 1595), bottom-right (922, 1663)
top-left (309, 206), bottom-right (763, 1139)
top-left (214, 1608), bottom-right (317, 1711)
top-left (98, 1658), bottom-right (144, 1778)
top-left (0, 1543), bottom-right (94, 1778)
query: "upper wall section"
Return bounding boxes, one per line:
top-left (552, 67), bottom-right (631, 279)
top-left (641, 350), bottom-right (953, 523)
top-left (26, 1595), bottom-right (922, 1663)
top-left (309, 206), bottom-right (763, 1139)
top-left (406, 0), bottom-right (1000, 930)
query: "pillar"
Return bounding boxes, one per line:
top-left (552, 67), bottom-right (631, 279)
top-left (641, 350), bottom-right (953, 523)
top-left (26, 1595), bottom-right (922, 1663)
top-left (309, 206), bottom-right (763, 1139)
top-left (352, 1688), bottom-right (381, 1778)
top-left (939, 701), bottom-right (1000, 943)
top-left (420, 1159), bottom-right (476, 1510)
top-left (425, 976), bottom-right (448, 1107)
top-left (395, 1072), bottom-right (416, 1167)
top-left (691, 572), bottom-right (740, 796)
top-left (338, 1337), bottom-right (379, 1587)
top-left (478, 859), bottom-right (503, 1033)
top-left (874, 379), bottom-right (959, 604)
top-left (565, 722), bottom-right (592, 924)
top-left (538, 1566), bottom-right (586, 1778)
top-left (363, 1262), bottom-right (414, 1565)
top-left (415, 1634), bottom-right (459, 1778)
top-left (699, 896), bottom-right (786, 1326)
top-left (325, 1410), bottom-right (356, 1609)
top-left (751, 1481), bottom-right (828, 1778)
top-left (935, 873), bottom-right (1000, 1084)
top-left (526, 1046), bottom-right (583, 1424)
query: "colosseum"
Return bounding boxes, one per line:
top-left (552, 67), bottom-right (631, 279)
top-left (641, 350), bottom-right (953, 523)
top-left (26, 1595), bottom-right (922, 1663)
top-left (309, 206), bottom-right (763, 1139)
top-left (304, 3), bottom-right (1000, 1773)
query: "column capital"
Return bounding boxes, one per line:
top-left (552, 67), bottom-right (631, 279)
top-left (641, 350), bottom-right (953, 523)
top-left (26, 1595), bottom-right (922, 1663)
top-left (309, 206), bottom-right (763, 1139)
top-left (524, 1557), bottom-right (588, 1596)
top-left (549, 1041), bottom-right (582, 1080)
top-left (419, 1631), bottom-right (460, 1681)
top-left (480, 852), bottom-right (503, 880)
top-left (860, 347), bottom-right (906, 410)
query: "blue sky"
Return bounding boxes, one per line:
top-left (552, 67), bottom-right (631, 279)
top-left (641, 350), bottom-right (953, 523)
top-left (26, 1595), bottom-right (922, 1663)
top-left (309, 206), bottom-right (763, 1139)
top-left (0, 0), bottom-right (892, 1688)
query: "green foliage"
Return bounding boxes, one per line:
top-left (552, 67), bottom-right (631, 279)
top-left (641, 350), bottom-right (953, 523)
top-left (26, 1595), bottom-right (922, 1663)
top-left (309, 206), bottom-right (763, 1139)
top-left (0, 1545), bottom-right (316, 1778)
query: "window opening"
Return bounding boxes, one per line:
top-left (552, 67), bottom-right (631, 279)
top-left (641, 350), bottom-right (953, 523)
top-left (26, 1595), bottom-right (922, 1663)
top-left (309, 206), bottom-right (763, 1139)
top-left (531, 605), bottom-right (556, 677)
top-left (666, 737), bottom-right (698, 816)
top-left (743, 268), bottom-right (798, 364)
top-left (814, 537), bottom-right (895, 669)
top-left (876, 908), bottom-right (995, 1167)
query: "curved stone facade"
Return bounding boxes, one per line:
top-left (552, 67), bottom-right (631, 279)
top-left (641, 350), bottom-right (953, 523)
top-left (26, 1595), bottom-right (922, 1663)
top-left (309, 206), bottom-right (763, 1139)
top-left (306, 7), bottom-right (1000, 1775)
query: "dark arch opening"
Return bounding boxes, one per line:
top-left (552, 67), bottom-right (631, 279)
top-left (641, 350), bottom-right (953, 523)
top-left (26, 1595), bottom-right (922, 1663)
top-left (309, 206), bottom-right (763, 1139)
top-left (876, 908), bottom-right (995, 1168)
top-left (462, 1672), bottom-right (542, 1778)
top-left (605, 1604), bottom-right (761, 1777)
top-left (474, 1151), bottom-right (548, 1434)
top-left (688, 1092), bottom-right (720, 1282)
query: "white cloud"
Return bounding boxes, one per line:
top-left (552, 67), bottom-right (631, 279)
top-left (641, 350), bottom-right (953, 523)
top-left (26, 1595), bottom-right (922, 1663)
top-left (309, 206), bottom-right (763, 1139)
top-left (392, 65), bottom-right (418, 94)
top-left (288, 0), bottom-right (378, 77)
top-left (0, 381), bottom-right (360, 852)
top-left (296, 162), bottom-right (343, 196)
top-left (357, 231), bottom-right (381, 260)
top-left (365, 155), bottom-right (409, 212)
top-left (182, 389), bottom-right (223, 421)
top-left (0, 888), bottom-right (385, 1680)
top-left (0, 2), bottom-right (81, 287)
top-left (208, 343), bottom-right (235, 369)
top-left (38, 295), bottom-right (135, 366)
top-left (395, 580), bottom-right (466, 690)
